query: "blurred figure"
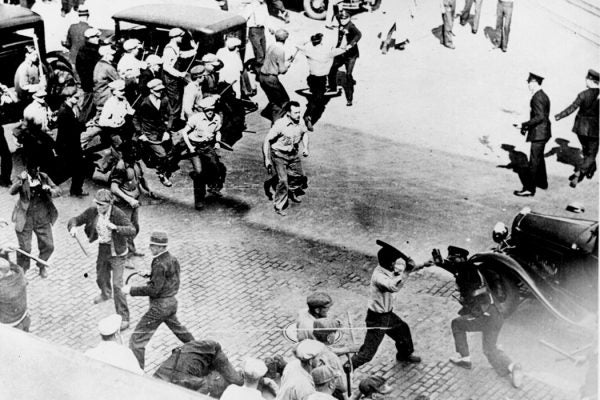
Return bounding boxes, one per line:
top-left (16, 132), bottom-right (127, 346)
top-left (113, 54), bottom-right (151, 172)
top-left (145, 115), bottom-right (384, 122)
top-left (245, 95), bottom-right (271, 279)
top-left (76, 27), bottom-right (101, 122)
top-left (493, 0), bottom-right (513, 52)
top-left (440, 0), bottom-right (456, 49)
top-left (216, 37), bottom-right (244, 98)
top-left (63, 6), bottom-right (91, 64)
top-left (93, 45), bottom-right (118, 112)
top-left (0, 255), bottom-right (30, 332)
top-left (14, 46), bottom-right (44, 104)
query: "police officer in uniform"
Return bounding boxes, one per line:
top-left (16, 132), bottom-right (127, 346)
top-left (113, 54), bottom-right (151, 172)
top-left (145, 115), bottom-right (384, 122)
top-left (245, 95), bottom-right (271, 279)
top-left (554, 69), bottom-right (599, 187)
top-left (441, 247), bottom-right (523, 388)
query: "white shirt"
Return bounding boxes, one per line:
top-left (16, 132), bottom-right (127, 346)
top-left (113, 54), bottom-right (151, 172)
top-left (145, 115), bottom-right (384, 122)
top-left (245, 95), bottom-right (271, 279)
top-left (84, 341), bottom-right (144, 375)
top-left (276, 359), bottom-right (315, 400)
top-left (216, 47), bottom-right (243, 97)
top-left (221, 385), bottom-right (265, 400)
top-left (368, 265), bottom-right (402, 313)
top-left (98, 96), bottom-right (134, 128)
top-left (117, 53), bottom-right (147, 79)
top-left (296, 308), bottom-right (316, 341)
top-left (298, 44), bottom-right (344, 77)
top-left (242, 1), bottom-right (270, 27)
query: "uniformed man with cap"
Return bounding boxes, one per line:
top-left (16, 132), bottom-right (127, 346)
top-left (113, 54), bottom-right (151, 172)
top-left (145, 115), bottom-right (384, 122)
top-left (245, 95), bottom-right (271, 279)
top-left (133, 78), bottom-right (175, 187)
top-left (14, 45), bottom-right (44, 104)
top-left (216, 37), bottom-right (245, 98)
top-left (443, 247), bottom-right (523, 388)
top-left (98, 79), bottom-right (135, 148)
top-left (555, 69), bottom-right (599, 186)
top-left (307, 365), bottom-right (338, 400)
top-left (277, 339), bottom-right (325, 400)
top-left (177, 94), bottom-right (226, 209)
top-left (76, 27), bottom-right (102, 121)
top-left (93, 45), bottom-right (119, 110)
top-left (220, 357), bottom-right (270, 400)
top-left (139, 55), bottom-right (163, 97)
top-left (259, 29), bottom-right (294, 123)
top-left (84, 314), bottom-right (143, 375)
top-left (297, 292), bottom-right (333, 341)
top-left (162, 27), bottom-right (198, 127)
top-left (347, 240), bottom-right (427, 370)
top-left (181, 65), bottom-right (207, 121)
top-left (63, 6), bottom-right (91, 64)
top-left (514, 72), bottom-right (551, 197)
top-left (68, 189), bottom-right (136, 330)
top-left (122, 230), bottom-right (195, 369)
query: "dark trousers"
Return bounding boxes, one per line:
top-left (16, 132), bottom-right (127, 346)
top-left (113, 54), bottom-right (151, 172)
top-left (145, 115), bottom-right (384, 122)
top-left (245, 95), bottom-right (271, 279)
top-left (61, 0), bottom-right (81, 13)
top-left (15, 222), bottom-right (54, 272)
top-left (521, 141), bottom-right (548, 193)
top-left (270, 152), bottom-right (305, 211)
top-left (442, 0), bottom-right (456, 46)
top-left (116, 203), bottom-right (139, 253)
top-left (305, 75), bottom-right (327, 123)
top-left (248, 27), bottom-right (267, 68)
top-left (328, 54), bottom-right (358, 103)
top-left (57, 150), bottom-right (86, 195)
top-left (97, 244), bottom-right (129, 321)
top-left (0, 126), bottom-right (12, 185)
top-left (451, 305), bottom-right (512, 376)
top-left (164, 73), bottom-right (184, 128)
top-left (495, 1), bottom-right (513, 50)
top-left (130, 297), bottom-right (195, 369)
top-left (460, 0), bottom-right (483, 32)
top-left (258, 73), bottom-right (289, 123)
top-left (143, 141), bottom-right (174, 177)
top-left (351, 309), bottom-right (414, 369)
top-left (578, 135), bottom-right (598, 179)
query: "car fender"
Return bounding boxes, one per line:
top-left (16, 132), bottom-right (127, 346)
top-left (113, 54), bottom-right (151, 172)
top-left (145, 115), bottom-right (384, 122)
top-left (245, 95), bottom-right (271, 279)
top-left (470, 252), bottom-right (596, 331)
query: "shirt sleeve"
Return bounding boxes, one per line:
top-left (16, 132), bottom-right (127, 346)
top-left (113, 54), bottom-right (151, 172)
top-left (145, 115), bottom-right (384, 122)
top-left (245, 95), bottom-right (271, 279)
top-left (162, 46), bottom-right (180, 76)
top-left (373, 270), bottom-right (401, 292)
top-left (130, 263), bottom-right (167, 297)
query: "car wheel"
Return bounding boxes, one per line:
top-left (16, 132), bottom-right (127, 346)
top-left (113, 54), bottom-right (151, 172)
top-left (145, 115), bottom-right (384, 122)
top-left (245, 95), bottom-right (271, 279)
top-left (480, 269), bottom-right (521, 317)
top-left (303, 0), bottom-right (328, 20)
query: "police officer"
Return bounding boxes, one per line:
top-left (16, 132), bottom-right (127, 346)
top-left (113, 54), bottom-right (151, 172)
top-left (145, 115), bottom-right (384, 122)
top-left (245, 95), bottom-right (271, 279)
top-left (554, 69), bottom-right (599, 186)
top-left (123, 230), bottom-right (195, 369)
top-left (444, 247), bottom-right (523, 388)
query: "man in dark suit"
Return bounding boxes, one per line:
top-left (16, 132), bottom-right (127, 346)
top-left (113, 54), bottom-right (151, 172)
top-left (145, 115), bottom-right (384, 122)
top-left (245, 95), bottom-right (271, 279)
top-left (55, 86), bottom-right (88, 197)
top-left (514, 72), bottom-right (551, 197)
top-left (10, 160), bottom-right (61, 278)
top-left (76, 28), bottom-right (101, 122)
top-left (328, 11), bottom-right (362, 107)
top-left (555, 69), bottom-right (599, 187)
top-left (63, 7), bottom-right (91, 65)
top-left (67, 189), bottom-right (136, 330)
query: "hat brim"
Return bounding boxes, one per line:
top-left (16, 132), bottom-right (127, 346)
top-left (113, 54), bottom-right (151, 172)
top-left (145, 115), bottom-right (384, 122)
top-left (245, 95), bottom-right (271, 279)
top-left (149, 240), bottom-right (168, 246)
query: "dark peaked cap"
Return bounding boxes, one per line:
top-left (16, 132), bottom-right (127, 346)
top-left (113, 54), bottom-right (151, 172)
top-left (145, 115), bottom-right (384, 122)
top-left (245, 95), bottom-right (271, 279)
top-left (376, 239), bottom-right (410, 265)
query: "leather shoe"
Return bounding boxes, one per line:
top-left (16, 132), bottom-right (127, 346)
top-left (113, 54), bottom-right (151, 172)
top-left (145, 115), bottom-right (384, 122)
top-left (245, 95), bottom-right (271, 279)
top-left (397, 354), bottom-right (421, 363)
top-left (120, 320), bottom-right (130, 331)
top-left (444, 43), bottom-right (456, 49)
top-left (346, 101), bottom-right (353, 107)
top-left (93, 294), bottom-right (110, 304)
top-left (510, 363), bottom-right (523, 388)
top-left (513, 189), bottom-right (534, 197)
top-left (38, 266), bottom-right (48, 279)
top-left (449, 357), bottom-right (472, 369)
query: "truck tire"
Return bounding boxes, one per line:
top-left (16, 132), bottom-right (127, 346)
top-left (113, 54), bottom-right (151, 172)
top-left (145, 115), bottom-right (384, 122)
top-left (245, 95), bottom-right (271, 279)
top-left (480, 269), bottom-right (521, 317)
top-left (303, 0), bottom-right (328, 20)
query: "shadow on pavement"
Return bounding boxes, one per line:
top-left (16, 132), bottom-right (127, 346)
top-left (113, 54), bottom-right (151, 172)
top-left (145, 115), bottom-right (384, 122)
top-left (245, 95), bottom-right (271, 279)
top-left (483, 26), bottom-right (499, 46)
top-left (544, 138), bottom-right (581, 169)
top-left (498, 143), bottom-right (529, 183)
top-left (431, 25), bottom-right (444, 43)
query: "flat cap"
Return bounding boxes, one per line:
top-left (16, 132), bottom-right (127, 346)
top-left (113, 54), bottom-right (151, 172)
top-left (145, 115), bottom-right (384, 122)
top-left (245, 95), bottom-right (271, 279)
top-left (145, 54), bottom-right (162, 65)
top-left (242, 358), bottom-right (268, 380)
top-left (190, 65), bottom-right (207, 76)
top-left (201, 53), bottom-right (220, 65)
top-left (32, 88), bottom-right (47, 98)
top-left (98, 314), bottom-right (122, 336)
top-left (586, 69), bottom-right (599, 82)
top-left (311, 365), bottom-right (337, 385)
top-left (123, 39), bottom-right (142, 51)
top-left (149, 230), bottom-right (168, 246)
top-left (108, 79), bottom-right (126, 91)
top-left (98, 45), bottom-right (115, 57)
top-left (195, 95), bottom-right (219, 110)
top-left (274, 29), bottom-right (289, 42)
top-left (307, 292), bottom-right (332, 308)
top-left (84, 27), bottom-right (101, 39)
top-left (527, 72), bottom-right (544, 84)
top-left (225, 37), bottom-right (242, 48)
top-left (94, 188), bottom-right (113, 204)
top-left (294, 339), bottom-right (325, 361)
top-left (147, 78), bottom-right (165, 91)
top-left (169, 28), bottom-right (185, 38)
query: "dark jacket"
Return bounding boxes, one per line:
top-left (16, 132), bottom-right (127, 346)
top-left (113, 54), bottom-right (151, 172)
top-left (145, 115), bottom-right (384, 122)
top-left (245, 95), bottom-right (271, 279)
top-left (10, 172), bottom-right (60, 232)
top-left (138, 68), bottom-right (161, 97)
top-left (555, 88), bottom-right (599, 138)
top-left (67, 205), bottom-right (136, 255)
top-left (76, 42), bottom-right (100, 92)
top-left (133, 96), bottom-right (171, 141)
top-left (55, 103), bottom-right (84, 155)
top-left (130, 251), bottom-right (181, 299)
top-left (337, 21), bottom-right (362, 58)
top-left (65, 21), bottom-right (91, 64)
top-left (522, 89), bottom-right (551, 142)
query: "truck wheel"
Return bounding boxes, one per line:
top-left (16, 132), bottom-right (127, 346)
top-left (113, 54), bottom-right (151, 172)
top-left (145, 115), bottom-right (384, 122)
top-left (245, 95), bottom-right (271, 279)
top-left (480, 269), bottom-right (521, 317)
top-left (303, 0), bottom-right (328, 20)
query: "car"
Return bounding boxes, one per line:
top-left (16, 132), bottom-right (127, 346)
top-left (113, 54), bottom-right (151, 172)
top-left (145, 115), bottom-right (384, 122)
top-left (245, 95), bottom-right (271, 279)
top-left (286, 0), bottom-right (369, 20)
top-left (449, 208), bottom-right (598, 330)
top-left (0, 4), bottom-right (74, 121)
top-left (111, 4), bottom-right (246, 65)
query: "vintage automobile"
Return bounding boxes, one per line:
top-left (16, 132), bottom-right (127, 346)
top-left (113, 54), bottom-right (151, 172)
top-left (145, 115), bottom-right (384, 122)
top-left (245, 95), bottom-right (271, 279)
top-left (439, 208), bottom-right (598, 330)
top-left (286, 0), bottom-right (370, 20)
top-left (0, 4), bottom-right (74, 120)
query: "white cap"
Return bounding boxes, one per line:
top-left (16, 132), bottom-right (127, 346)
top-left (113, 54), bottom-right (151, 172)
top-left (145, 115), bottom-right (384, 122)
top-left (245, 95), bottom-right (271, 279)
top-left (195, 94), bottom-right (219, 110)
top-left (123, 39), bottom-right (142, 51)
top-left (243, 358), bottom-right (268, 380)
top-left (294, 339), bottom-right (325, 361)
top-left (98, 45), bottom-right (115, 57)
top-left (145, 54), bottom-right (162, 65)
top-left (98, 314), bottom-right (122, 336)
top-left (84, 28), bottom-right (101, 39)
top-left (225, 37), bottom-right (241, 48)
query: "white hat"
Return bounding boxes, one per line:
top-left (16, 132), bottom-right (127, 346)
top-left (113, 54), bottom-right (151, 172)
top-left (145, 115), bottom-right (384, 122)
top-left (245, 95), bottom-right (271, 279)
top-left (169, 28), bottom-right (185, 38)
top-left (145, 54), bottom-right (162, 65)
top-left (294, 339), bottom-right (325, 361)
top-left (243, 358), bottom-right (268, 380)
top-left (98, 314), bottom-right (122, 336)
top-left (225, 37), bottom-right (241, 48)
top-left (84, 28), bottom-right (101, 39)
top-left (195, 95), bottom-right (219, 110)
top-left (98, 45), bottom-right (115, 57)
top-left (123, 39), bottom-right (142, 52)
top-left (108, 79), bottom-right (126, 91)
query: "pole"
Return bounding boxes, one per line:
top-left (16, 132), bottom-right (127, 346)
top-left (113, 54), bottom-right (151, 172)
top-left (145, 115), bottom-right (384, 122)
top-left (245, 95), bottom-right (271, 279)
top-left (14, 248), bottom-right (51, 268)
top-left (73, 233), bottom-right (89, 257)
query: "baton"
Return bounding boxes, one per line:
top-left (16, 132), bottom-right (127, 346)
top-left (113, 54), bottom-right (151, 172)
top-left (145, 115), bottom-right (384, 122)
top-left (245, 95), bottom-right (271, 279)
top-left (217, 141), bottom-right (233, 151)
top-left (346, 311), bottom-right (355, 397)
top-left (73, 233), bottom-right (89, 257)
top-left (131, 93), bottom-right (143, 108)
top-left (14, 248), bottom-right (51, 268)
top-left (125, 271), bottom-right (150, 285)
top-left (539, 339), bottom-right (580, 362)
top-left (217, 80), bottom-right (237, 97)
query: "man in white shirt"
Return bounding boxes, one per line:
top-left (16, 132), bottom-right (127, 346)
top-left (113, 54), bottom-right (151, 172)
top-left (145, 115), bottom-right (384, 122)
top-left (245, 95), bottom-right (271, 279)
top-left (221, 358), bottom-right (269, 400)
top-left (117, 39), bottom-right (147, 81)
top-left (216, 37), bottom-right (244, 98)
top-left (85, 314), bottom-right (143, 374)
top-left (98, 79), bottom-right (135, 148)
